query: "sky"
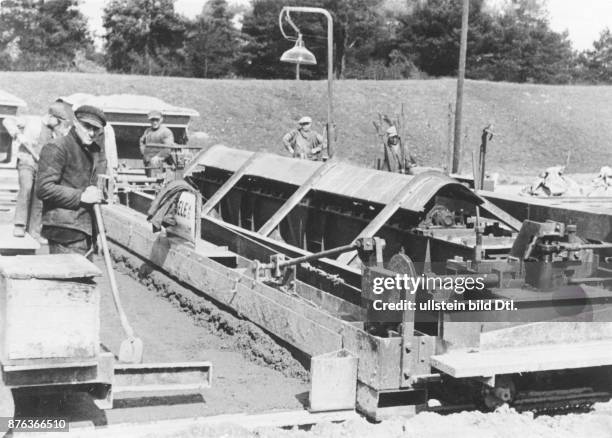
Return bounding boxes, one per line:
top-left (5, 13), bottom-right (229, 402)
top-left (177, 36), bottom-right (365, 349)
top-left (81, 0), bottom-right (612, 51)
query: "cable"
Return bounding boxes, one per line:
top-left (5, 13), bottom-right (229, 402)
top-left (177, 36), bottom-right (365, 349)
top-left (278, 9), bottom-right (299, 42)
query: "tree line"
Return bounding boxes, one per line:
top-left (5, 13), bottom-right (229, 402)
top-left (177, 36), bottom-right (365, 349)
top-left (0, 0), bottom-right (610, 84)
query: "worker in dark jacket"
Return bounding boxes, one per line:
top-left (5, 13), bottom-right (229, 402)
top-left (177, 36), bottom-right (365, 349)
top-left (36, 105), bottom-right (107, 258)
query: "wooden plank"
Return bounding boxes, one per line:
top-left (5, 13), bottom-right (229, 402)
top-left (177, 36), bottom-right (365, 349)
top-left (0, 253), bottom-right (100, 279)
top-left (70, 409), bottom-right (359, 437)
top-left (342, 323), bottom-right (402, 390)
top-left (258, 161), bottom-right (337, 236)
top-left (481, 190), bottom-right (612, 241)
top-left (0, 224), bottom-right (40, 254)
top-left (431, 340), bottom-right (612, 378)
top-left (201, 151), bottom-right (262, 215)
top-left (480, 322), bottom-right (612, 350)
top-left (1, 277), bottom-right (99, 361)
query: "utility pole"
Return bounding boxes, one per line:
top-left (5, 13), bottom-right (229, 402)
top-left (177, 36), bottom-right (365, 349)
top-left (452, 0), bottom-right (470, 174)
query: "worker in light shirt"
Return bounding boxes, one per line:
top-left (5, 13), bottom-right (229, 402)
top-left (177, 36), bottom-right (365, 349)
top-left (2, 101), bottom-right (72, 239)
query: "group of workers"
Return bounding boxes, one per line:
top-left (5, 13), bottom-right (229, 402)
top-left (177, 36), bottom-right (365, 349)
top-left (3, 101), bottom-right (175, 258)
top-left (5, 100), bottom-right (411, 252)
top-left (282, 116), bottom-right (415, 173)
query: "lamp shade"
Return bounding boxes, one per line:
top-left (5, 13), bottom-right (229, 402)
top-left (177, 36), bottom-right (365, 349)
top-left (280, 36), bottom-right (317, 65)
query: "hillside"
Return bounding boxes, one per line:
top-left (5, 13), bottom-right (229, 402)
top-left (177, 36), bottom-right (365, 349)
top-left (1, 72), bottom-right (611, 175)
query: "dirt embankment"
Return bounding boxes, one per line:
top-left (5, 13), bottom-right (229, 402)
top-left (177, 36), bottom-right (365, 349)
top-left (3, 72), bottom-right (612, 174)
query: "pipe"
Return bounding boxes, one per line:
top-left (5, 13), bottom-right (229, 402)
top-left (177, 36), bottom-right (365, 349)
top-left (273, 242), bottom-right (357, 269)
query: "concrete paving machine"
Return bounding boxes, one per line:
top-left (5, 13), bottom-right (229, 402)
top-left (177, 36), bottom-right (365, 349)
top-left (102, 145), bottom-right (612, 419)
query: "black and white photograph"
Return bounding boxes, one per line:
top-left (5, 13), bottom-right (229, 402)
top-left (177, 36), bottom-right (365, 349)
top-left (0, 0), bottom-right (611, 436)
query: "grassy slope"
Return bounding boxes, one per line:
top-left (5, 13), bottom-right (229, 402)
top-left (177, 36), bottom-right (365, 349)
top-left (1, 72), bottom-right (611, 174)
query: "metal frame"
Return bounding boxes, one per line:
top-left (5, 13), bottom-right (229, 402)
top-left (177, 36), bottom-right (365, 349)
top-left (201, 151), bottom-right (262, 216)
top-left (258, 160), bottom-right (337, 236)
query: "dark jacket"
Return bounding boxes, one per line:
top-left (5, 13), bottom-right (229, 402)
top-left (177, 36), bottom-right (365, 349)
top-left (36, 128), bottom-right (107, 237)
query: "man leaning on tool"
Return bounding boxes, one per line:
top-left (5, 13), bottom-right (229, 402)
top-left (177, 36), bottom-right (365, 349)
top-left (282, 116), bottom-right (326, 161)
top-left (2, 101), bottom-right (72, 239)
top-left (36, 105), bottom-right (107, 258)
top-left (139, 110), bottom-right (175, 177)
top-left (381, 126), bottom-right (415, 174)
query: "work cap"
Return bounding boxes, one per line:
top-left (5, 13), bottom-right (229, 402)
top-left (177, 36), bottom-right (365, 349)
top-left (56, 96), bottom-right (73, 105)
top-left (298, 116), bottom-right (312, 125)
top-left (386, 126), bottom-right (398, 137)
top-left (48, 101), bottom-right (72, 121)
top-left (148, 110), bottom-right (163, 120)
top-left (74, 105), bottom-right (106, 128)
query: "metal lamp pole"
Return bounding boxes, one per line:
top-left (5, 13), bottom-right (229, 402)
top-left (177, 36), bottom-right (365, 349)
top-left (280, 7), bottom-right (334, 158)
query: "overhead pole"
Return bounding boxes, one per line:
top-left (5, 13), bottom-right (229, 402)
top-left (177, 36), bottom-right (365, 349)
top-left (452, 0), bottom-right (470, 174)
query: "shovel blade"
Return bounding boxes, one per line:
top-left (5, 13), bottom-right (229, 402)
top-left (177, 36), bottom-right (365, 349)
top-left (118, 338), bottom-right (144, 364)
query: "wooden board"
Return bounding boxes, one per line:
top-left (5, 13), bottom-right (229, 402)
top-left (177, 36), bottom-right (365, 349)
top-left (0, 277), bottom-right (100, 361)
top-left (0, 253), bottom-right (100, 279)
top-left (0, 224), bottom-right (40, 255)
top-left (430, 340), bottom-right (612, 378)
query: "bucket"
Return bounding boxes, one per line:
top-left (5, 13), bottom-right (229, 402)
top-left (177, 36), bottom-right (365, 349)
top-left (309, 349), bottom-right (358, 412)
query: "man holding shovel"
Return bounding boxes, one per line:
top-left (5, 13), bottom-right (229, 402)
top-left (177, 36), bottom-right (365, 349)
top-left (36, 104), bottom-right (144, 363)
top-left (36, 105), bottom-right (107, 258)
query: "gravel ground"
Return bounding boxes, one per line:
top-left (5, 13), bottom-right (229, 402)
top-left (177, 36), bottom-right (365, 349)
top-left (50, 403), bottom-right (612, 438)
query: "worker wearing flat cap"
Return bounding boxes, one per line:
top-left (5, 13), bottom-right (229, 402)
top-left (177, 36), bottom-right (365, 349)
top-left (381, 125), bottom-right (415, 174)
top-left (139, 110), bottom-right (175, 177)
top-left (2, 101), bottom-right (73, 239)
top-left (282, 116), bottom-right (326, 161)
top-left (36, 105), bottom-right (108, 258)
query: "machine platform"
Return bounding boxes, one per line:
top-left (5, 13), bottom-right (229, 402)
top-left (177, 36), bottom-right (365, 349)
top-left (430, 340), bottom-right (612, 378)
top-left (0, 224), bottom-right (39, 255)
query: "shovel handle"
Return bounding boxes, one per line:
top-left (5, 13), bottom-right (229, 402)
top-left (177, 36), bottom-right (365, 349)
top-left (94, 203), bottom-right (135, 338)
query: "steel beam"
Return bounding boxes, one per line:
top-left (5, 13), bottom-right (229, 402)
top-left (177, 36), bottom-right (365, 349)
top-left (258, 160), bottom-right (337, 236)
top-left (201, 151), bottom-right (262, 216)
top-left (336, 176), bottom-right (426, 265)
top-left (477, 194), bottom-right (522, 231)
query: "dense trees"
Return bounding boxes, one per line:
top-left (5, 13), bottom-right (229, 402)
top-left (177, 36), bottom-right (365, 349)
top-left (0, 0), bottom-right (94, 71)
top-left (0, 0), bottom-right (611, 84)
top-left (575, 28), bottom-right (612, 84)
top-left (184, 0), bottom-right (241, 78)
top-left (103, 0), bottom-right (188, 75)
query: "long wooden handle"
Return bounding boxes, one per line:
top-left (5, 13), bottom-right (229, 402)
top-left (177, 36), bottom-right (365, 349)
top-left (94, 203), bottom-right (135, 338)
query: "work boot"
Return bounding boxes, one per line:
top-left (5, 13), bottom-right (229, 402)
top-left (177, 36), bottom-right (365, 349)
top-left (13, 225), bottom-right (25, 238)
